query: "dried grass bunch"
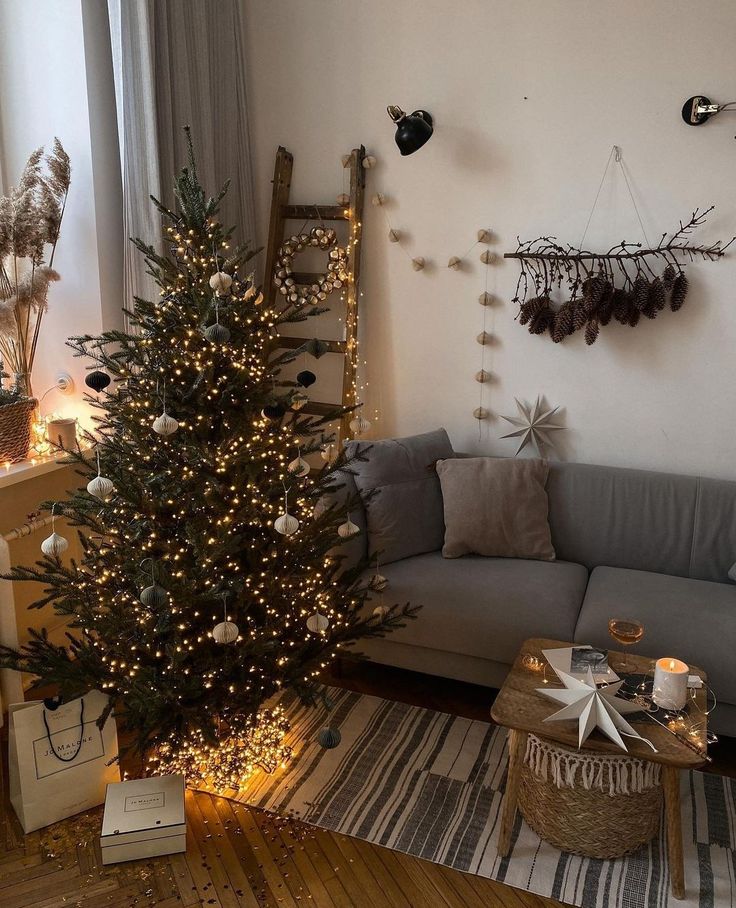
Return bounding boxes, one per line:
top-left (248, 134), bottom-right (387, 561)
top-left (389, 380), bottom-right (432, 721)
top-left (0, 139), bottom-right (70, 396)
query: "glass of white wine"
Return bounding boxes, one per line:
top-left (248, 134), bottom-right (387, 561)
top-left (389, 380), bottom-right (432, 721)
top-left (607, 617), bottom-right (644, 676)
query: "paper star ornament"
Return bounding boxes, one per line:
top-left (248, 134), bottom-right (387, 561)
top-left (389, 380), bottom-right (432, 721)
top-left (500, 396), bottom-right (564, 456)
top-left (537, 667), bottom-right (657, 752)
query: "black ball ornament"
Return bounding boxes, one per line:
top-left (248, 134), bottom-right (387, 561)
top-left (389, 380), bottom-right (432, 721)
top-left (262, 404), bottom-right (286, 421)
top-left (85, 370), bottom-right (111, 392)
top-left (317, 727), bottom-right (341, 749)
top-left (296, 370), bottom-right (316, 388)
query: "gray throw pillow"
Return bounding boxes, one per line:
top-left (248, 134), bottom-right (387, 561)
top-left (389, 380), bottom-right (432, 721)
top-left (346, 428), bottom-right (454, 564)
top-left (437, 456), bottom-right (555, 561)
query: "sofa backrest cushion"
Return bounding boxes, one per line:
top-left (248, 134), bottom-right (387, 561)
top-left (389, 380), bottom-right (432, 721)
top-left (346, 428), bottom-right (454, 564)
top-left (546, 461), bottom-right (699, 578)
top-left (690, 476), bottom-right (736, 583)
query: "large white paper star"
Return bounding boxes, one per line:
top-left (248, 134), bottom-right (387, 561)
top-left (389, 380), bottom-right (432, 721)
top-left (537, 667), bottom-right (657, 752)
top-left (500, 396), bottom-right (564, 456)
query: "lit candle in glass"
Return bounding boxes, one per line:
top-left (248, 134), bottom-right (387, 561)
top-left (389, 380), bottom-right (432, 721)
top-left (653, 657), bottom-right (689, 710)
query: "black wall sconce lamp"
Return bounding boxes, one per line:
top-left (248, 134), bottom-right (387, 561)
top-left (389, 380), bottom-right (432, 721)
top-left (387, 105), bottom-right (434, 155)
top-left (682, 95), bottom-right (736, 126)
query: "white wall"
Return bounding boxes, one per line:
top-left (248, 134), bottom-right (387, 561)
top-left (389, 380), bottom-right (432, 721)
top-left (244, 0), bottom-right (736, 480)
top-left (0, 0), bottom-right (122, 426)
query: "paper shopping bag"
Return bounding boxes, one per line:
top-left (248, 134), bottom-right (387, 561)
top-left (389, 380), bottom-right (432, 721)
top-left (8, 689), bottom-right (120, 833)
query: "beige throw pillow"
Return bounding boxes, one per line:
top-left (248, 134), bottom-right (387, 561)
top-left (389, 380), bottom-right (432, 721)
top-left (436, 457), bottom-right (555, 561)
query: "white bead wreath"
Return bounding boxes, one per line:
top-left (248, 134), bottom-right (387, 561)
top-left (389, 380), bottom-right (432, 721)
top-left (273, 227), bottom-right (349, 308)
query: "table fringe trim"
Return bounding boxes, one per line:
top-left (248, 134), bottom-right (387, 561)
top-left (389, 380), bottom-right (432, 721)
top-left (523, 733), bottom-right (661, 795)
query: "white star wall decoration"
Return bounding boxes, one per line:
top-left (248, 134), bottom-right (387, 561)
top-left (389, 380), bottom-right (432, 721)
top-left (500, 396), bottom-right (565, 456)
top-left (538, 667), bottom-right (657, 752)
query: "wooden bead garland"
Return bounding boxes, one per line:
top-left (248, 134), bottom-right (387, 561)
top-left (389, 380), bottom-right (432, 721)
top-left (273, 227), bottom-right (349, 308)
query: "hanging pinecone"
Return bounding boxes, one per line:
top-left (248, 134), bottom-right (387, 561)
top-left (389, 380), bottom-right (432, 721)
top-left (650, 276), bottom-right (666, 311)
top-left (633, 274), bottom-right (650, 312)
top-left (670, 272), bottom-right (689, 311)
top-left (519, 296), bottom-right (545, 326)
top-left (584, 319), bottom-right (600, 345)
top-left (598, 283), bottom-right (614, 326)
top-left (612, 288), bottom-right (630, 324)
top-left (572, 302), bottom-right (589, 332)
top-left (552, 302), bottom-right (574, 342)
top-left (627, 307), bottom-right (641, 327)
top-left (662, 263), bottom-right (677, 293)
top-left (529, 304), bottom-right (555, 335)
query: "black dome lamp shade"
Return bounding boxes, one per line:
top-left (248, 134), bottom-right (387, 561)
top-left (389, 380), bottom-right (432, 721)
top-left (387, 105), bottom-right (434, 155)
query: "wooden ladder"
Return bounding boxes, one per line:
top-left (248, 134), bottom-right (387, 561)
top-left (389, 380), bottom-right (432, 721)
top-left (263, 145), bottom-right (366, 445)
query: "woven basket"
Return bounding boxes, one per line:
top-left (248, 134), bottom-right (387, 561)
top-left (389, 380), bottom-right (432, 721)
top-left (0, 396), bottom-right (37, 463)
top-left (517, 734), bottom-right (662, 860)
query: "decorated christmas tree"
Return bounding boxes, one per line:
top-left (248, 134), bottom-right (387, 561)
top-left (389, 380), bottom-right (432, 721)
top-left (0, 131), bottom-right (415, 788)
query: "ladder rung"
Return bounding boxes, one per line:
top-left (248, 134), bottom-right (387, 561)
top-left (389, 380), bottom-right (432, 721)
top-left (282, 205), bottom-right (349, 221)
top-left (274, 336), bottom-right (346, 354)
top-left (301, 401), bottom-right (342, 417)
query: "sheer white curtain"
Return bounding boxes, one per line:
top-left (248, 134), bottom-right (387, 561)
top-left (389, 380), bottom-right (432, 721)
top-left (108, 0), bottom-right (257, 322)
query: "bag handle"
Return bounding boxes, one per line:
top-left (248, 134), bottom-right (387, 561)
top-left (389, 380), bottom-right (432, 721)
top-left (42, 698), bottom-right (86, 763)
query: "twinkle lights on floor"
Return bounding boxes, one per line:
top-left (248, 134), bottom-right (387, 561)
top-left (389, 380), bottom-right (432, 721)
top-left (147, 706), bottom-right (293, 793)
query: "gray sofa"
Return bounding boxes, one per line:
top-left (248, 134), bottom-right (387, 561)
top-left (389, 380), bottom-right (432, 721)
top-left (338, 430), bottom-right (736, 737)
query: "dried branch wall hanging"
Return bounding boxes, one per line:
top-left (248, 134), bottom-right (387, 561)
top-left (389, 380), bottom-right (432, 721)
top-left (504, 146), bottom-right (734, 345)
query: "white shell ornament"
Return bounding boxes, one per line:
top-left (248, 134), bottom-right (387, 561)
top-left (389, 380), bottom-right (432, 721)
top-left (288, 456), bottom-right (310, 478)
top-left (87, 474), bottom-right (114, 500)
top-left (204, 322), bottom-right (231, 343)
top-left (140, 583), bottom-right (168, 608)
top-left (291, 392), bottom-right (309, 411)
top-left (274, 512), bottom-right (300, 536)
top-left (212, 621), bottom-right (239, 644)
top-left (153, 412), bottom-right (179, 436)
top-left (41, 532), bottom-right (69, 557)
top-left (306, 612), bottom-right (330, 634)
top-left (448, 256), bottom-right (462, 271)
top-left (371, 573), bottom-right (388, 591)
top-left (411, 257), bottom-right (425, 271)
top-left (362, 154), bottom-right (377, 169)
top-left (209, 271), bottom-right (233, 294)
top-left (349, 414), bottom-right (371, 435)
top-left (337, 517), bottom-right (360, 538)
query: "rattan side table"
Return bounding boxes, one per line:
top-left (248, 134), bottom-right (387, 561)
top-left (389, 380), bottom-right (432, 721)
top-left (491, 638), bottom-right (708, 901)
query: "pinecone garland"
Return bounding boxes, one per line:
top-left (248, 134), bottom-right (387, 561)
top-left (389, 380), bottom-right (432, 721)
top-left (584, 319), bottom-right (600, 345)
top-left (633, 274), bottom-right (650, 311)
top-left (670, 272), bottom-right (689, 311)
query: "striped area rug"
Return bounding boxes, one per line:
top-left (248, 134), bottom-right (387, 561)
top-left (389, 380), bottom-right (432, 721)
top-left (224, 687), bottom-right (736, 907)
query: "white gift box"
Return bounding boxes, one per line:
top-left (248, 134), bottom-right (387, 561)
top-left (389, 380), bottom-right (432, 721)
top-left (100, 774), bottom-right (186, 865)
